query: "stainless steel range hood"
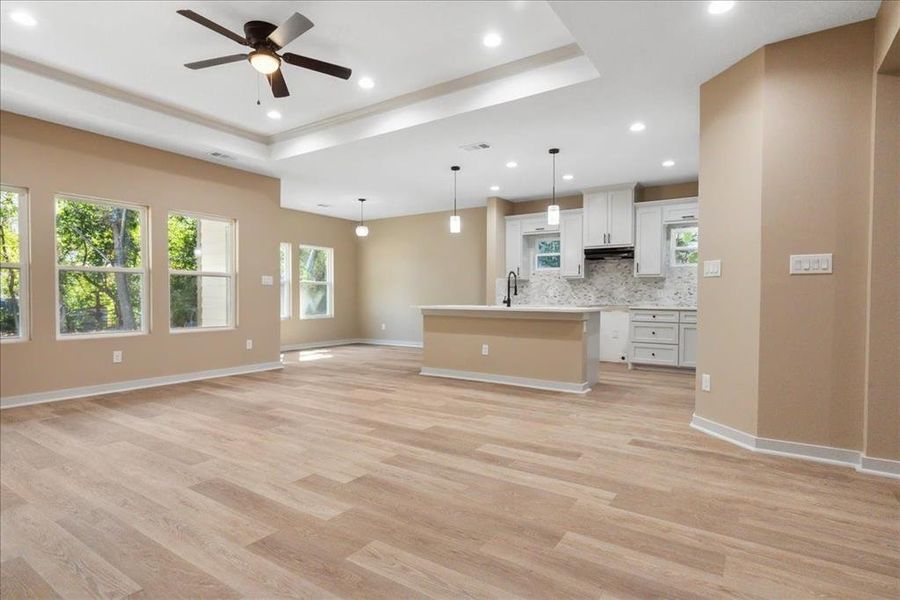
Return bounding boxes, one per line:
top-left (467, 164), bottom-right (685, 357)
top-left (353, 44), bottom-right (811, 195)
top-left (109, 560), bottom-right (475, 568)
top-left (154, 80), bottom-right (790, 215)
top-left (584, 247), bottom-right (634, 260)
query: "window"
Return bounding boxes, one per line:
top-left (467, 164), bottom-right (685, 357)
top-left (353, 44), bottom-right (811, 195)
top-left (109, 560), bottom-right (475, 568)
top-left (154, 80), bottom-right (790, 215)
top-left (533, 235), bottom-right (561, 271)
top-left (168, 212), bottom-right (235, 330)
top-left (671, 225), bottom-right (699, 266)
top-left (299, 245), bottom-right (332, 319)
top-left (280, 242), bottom-right (292, 320)
top-left (1, 186), bottom-right (29, 341)
top-left (55, 195), bottom-right (147, 336)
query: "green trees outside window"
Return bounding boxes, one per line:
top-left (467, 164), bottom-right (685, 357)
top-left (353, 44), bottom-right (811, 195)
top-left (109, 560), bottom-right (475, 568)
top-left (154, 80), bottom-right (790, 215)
top-left (0, 188), bottom-right (26, 338)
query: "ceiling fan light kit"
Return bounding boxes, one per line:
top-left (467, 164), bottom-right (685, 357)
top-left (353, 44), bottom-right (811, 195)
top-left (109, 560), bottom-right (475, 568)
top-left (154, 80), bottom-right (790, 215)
top-left (178, 9), bottom-right (352, 99)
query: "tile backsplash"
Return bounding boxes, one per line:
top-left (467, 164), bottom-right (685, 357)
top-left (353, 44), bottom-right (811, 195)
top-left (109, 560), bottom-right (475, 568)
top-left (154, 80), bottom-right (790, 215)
top-left (495, 258), bottom-right (697, 307)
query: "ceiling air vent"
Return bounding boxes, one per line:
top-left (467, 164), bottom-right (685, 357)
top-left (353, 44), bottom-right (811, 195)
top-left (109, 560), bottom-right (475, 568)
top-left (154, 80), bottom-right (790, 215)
top-left (459, 142), bottom-right (491, 152)
top-left (210, 151), bottom-right (234, 160)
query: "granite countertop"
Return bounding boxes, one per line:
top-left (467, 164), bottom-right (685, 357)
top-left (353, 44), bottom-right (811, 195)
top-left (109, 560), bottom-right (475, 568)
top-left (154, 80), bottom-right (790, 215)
top-left (418, 305), bottom-right (603, 314)
top-left (629, 305), bottom-right (697, 311)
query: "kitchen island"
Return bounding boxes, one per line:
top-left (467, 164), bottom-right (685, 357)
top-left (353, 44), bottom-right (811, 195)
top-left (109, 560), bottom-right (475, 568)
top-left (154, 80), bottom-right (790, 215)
top-left (418, 305), bottom-right (602, 393)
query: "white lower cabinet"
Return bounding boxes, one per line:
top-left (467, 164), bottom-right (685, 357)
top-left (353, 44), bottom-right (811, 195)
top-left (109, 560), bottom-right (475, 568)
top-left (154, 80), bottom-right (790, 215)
top-left (679, 323), bottom-right (697, 367)
top-left (628, 308), bottom-right (697, 369)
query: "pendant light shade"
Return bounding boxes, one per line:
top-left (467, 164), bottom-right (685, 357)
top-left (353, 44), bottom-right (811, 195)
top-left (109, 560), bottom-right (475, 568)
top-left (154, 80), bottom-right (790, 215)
top-left (449, 165), bottom-right (461, 234)
top-left (355, 198), bottom-right (369, 237)
top-left (548, 148), bottom-right (560, 226)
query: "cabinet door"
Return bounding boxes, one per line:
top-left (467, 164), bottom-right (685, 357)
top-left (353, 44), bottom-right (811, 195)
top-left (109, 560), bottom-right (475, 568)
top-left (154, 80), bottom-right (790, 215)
top-left (634, 205), bottom-right (663, 277)
top-left (505, 219), bottom-right (523, 278)
top-left (521, 215), bottom-right (556, 235)
top-left (560, 211), bottom-right (584, 278)
top-left (679, 323), bottom-right (697, 367)
top-left (582, 192), bottom-right (609, 247)
top-left (607, 188), bottom-right (634, 246)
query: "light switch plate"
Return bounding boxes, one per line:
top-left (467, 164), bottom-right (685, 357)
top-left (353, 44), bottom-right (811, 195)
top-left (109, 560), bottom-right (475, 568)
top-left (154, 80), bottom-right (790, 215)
top-left (790, 253), bottom-right (832, 274)
top-left (261, 275), bottom-right (274, 286)
top-left (481, 344), bottom-right (489, 356)
top-left (703, 260), bottom-right (721, 278)
top-left (701, 373), bottom-right (711, 392)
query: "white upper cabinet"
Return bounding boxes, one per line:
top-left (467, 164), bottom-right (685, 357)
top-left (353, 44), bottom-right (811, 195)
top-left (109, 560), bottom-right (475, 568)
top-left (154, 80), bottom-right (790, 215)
top-left (662, 198), bottom-right (699, 224)
top-left (505, 218), bottom-right (524, 278)
top-left (634, 204), bottom-right (663, 277)
top-left (560, 210), bottom-right (584, 278)
top-left (521, 215), bottom-right (558, 235)
top-left (582, 184), bottom-right (636, 248)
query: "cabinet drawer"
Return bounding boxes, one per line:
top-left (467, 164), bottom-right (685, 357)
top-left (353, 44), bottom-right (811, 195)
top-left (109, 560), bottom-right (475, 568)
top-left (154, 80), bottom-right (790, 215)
top-left (663, 203), bottom-right (698, 224)
top-left (630, 309), bottom-right (679, 323)
top-left (630, 322), bottom-right (678, 344)
top-left (679, 311), bottom-right (698, 324)
top-left (630, 343), bottom-right (678, 366)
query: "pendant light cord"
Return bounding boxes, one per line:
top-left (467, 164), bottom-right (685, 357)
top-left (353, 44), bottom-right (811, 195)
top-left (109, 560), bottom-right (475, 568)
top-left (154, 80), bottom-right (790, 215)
top-left (453, 170), bottom-right (458, 216)
top-left (552, 152), bottom-right (557, 204)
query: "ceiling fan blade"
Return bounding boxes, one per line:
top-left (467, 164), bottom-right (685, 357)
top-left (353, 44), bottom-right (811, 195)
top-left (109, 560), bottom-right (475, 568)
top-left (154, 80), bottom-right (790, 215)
top-left (268, 12), bottom-right (314, 49)
top-left (282, 53), bottom-right (352, 80)
top-left (267, 69), bottom-right (290, 98)
top-left (184, 54), bottom-right (248, 70)
top-left (177, 10), bottom-right (248, 46)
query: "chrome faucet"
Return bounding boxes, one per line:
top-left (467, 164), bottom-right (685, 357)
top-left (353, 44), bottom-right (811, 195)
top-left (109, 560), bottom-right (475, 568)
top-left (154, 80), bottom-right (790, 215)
top-left (502, 271), bottom-right (518, 307)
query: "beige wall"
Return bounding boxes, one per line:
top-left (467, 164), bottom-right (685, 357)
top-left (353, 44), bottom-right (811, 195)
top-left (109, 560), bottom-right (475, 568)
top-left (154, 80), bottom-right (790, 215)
top-left (864, 2), bottom-right (900, 460)
top-left (640, 181), bottom-right (699, 203)
top-left (277, 211), bottom-right (359, 348)
top-left (0, 112), bottom-right (282, 398)
top-left (485, 197), bottom-right (513, 304)
top-left (508, 194), bottom-right (583, 215)
top-left (695, 49), bottom-right (765, 435)
top-left (757, 20), bottom-right (874, 450)
top-left (358, 207), bottom-right (486, 343)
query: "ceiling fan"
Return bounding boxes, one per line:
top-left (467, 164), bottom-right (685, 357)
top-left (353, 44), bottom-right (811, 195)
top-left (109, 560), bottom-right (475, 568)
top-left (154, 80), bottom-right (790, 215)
top-left (177, 9), bottom-right (352, 99)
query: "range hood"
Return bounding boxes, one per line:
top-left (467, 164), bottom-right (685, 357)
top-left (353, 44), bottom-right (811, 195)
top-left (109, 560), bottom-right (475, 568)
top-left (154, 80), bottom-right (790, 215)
top-left (584, 247), bottom-right (634, 260)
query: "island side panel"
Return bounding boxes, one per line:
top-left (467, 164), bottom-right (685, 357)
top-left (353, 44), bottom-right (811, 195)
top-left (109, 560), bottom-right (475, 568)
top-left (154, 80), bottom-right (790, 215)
top-left (422, 315), bottom-right (587, 385)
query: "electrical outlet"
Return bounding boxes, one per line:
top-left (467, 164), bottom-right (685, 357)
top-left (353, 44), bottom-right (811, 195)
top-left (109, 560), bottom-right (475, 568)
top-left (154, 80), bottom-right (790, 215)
top-left (112, 350), bottom-right (123, 364)
top-left (261, 275), bottom-right (274, 286)
top-left (481, 344), bottom-right (489, 356)
top-left (701, 373), bottom-right (711, 392)
top-left (245, 339), bottom-right (253, 350)
top-left (381, 323), bottom-right (386, 331)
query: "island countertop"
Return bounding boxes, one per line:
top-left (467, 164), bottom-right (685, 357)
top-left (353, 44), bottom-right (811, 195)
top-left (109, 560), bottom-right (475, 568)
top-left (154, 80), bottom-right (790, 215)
top-left (418, 305), bottom-right (603, 320)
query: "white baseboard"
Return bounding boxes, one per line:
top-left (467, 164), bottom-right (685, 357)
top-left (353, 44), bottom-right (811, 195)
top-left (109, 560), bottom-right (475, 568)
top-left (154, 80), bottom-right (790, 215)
top-left (0, 361), bottom-right (284, 410)
top-left (281, 338), bottom-right (423, 352)
top-left (420, 367), bottom-right (590, 394)
top-left (691, 414), bottom-right (900, 479)
top-left (281, 339), bottom-right (359, 352)
top-left (358, 338), bottom-right (423, 348)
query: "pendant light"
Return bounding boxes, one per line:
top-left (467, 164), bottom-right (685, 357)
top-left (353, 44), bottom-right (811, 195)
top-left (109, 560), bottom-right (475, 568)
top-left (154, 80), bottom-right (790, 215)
top-left (449, 165), bottom-right (461, 234)
top-left (355, 198), bottom-right (369, 237)
top-left (547, 148), bottom-right (560, 225)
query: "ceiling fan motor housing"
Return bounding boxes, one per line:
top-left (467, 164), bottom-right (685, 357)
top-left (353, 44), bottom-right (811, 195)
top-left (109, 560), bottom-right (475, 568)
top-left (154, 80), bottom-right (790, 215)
top-left (244, 21), bottom-right (278, 48)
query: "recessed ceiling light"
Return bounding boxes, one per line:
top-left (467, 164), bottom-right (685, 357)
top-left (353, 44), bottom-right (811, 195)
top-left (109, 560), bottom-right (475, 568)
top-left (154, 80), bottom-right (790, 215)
top-left (9, 10), bottom-right (37, 27)
top-left (506, 161), bottom-right (518, 168)
top-left (266, 110), bottom-right (282, 120)
top-left (629, 122), bottom-right (646, 132)
top-left (707, 1), bottom-right (735, 15)
top-left (662, 159), bottom-right (675, 167)
top-left (490, 185), bottom-right (500, 191)
top-left (562, 174), bottom-right (574, 181)
top-left (483, 32), bottom-right (502, 48)
top-left (358, 76), bottom-right (374, 89)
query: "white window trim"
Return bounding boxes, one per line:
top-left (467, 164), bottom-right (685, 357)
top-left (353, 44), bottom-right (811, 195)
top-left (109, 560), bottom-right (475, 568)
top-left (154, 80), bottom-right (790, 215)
top-left (533, 234), bottom-right (561, 272)
top-left (54, 194), bottom-right (149, 339)
top-left (669, 225), bottom-right (699, 268)
top-left (1, 184), bottom-right (30, 343)
top-left (280, 242), bottom-right (292, 320)
top-left (167, 210), bottom-right (237, 332)
top-left (298, 244), bottom-right (334, 320)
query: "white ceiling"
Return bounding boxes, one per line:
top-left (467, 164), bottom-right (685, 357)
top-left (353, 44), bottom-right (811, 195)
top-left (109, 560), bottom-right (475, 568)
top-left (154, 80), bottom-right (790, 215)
top-left (0, 1), bottom-right (881, 220)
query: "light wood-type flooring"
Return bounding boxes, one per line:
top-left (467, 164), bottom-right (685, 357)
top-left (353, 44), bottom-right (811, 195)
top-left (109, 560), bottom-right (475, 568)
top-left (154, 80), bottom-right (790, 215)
top-left (1, 345), bottom-right (898, 599)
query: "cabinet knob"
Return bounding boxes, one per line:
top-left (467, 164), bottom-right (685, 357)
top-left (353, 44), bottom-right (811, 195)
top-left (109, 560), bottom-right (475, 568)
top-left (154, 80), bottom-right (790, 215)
top-left (651, 315), bottom-right (656, 319)
top-left (651, 331), bottom-right (656, 335)
top-left (651, 352), bottom-right (656, 357)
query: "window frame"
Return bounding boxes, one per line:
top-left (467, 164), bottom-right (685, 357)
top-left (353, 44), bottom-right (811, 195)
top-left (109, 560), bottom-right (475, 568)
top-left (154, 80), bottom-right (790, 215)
top-left (54, 193), bottom-right (149, 340)
top-left (167, 210), bottom-right (237, 333)
top-left (533, 234), bottom-right (561, 272)
top-left (669, 224), bottom-right (699, 267)
top-left (279, 242), bottom-right (292, 320)
top-left (298, 244), bottom-right (334, 320)
top-left (0, 184), bottom-right (30, 343)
